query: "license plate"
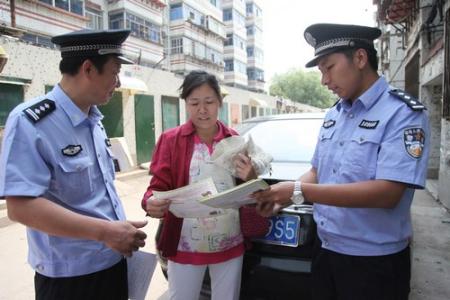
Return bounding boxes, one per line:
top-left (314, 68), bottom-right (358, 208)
top-left (259, 214), bottom-right (301, 247)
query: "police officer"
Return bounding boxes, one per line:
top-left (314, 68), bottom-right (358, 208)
top-left (254, 23), bottom-right (430, 300)
top-left (0, 29), bottom-right (147, 300)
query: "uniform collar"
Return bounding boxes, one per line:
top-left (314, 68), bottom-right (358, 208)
top-left (51, 84), bottom-right (103, 126)
top-left (357, 76), bottom-right (387, 110)
top-left (336, 76), bottom-right (387, 112)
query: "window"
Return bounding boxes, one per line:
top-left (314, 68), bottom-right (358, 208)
top-left (109, 12), bottom-right (124, 29)
top-left (39, 0), bottom-right (83, 16)
top-left (223, 9), bottom-right (232, 21)
top-left (0, 84), bottom-right (23, 127)
top-left (110, 12), bottom-right (161, 44)
top-left (209, 0), bottom-right (220, 7)
top-left (246, 26), bottom-right (254, 36)
top-left (247, 67), bottom-right (264, 81)
top-left (224, 33), bottom-right (233, 46)
top-left (86, 8), bottom-right (103, 30)
top-left (247, 47), bottom-right (254, 57)
top-left (235, 60), bottom-right (246, 74)
top-left (171, 37), bottom-right (183, 54)
top-left (246, 3), bottom-right (253, 15)
top-left (170, 4), bottom-right (183, 20)
top-left (22, 33), bottom-right (54, 48)
top-left (225, 59), bottom-right (234, 72)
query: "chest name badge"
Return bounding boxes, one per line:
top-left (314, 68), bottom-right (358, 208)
top-left (62, 145), bottom-right (83, 156)
top-left (322, 119), bottom-right (336, 129)
top-left (359, 119), bottom-right (379, 129)
top-left (404, 128), bottom-right (425, 159)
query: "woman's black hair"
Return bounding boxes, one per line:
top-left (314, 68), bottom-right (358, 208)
top-left (179, 70), bottom-right (222, 103)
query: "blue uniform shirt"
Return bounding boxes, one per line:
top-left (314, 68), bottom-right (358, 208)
top-left (311, 76), bottom-right (430, 256)
top-left (0, 85), bottom-right (126, 277)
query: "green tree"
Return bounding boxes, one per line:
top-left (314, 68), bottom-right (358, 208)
top-left (269, 69), bottom-right (336, 109)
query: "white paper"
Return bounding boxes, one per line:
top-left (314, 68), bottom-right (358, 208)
top-left (199, 178), bottom-right (269, 209)
top-left (153, 178), bottom-right (225, 218)
top-left (127, 251), bottom-right (157, 300)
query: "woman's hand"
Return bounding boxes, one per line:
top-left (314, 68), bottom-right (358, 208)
top-left (145, 196), bottom-right (171, 218)
top-left (234, 153), bottom-right (257, 181)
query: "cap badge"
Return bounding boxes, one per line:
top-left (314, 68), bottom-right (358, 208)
top-left (305, 32), bottom-right (316, 47)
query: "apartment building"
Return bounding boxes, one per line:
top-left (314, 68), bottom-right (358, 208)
top-left (167, 0), bottom-right (225, 79)
top-left (374, 0), bottom-right (450, 208)
top-left (222, 0), bottom-right (247, 88)
top-left (0, 0), bottom-right (311, 167)
top-left (245, 0), bottom-right (264, 92)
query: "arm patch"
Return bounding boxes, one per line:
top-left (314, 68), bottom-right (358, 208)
top-left (389, 89), bottom-right (426, 111)
top-left (23, 99), bottom-right (56, 123)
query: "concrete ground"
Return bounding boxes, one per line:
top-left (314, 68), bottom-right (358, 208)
top-left (0, 172), bottom-right (449, 300)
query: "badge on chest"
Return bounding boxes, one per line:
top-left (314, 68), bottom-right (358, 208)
top-left (61, 145), bottom-right (83, 156)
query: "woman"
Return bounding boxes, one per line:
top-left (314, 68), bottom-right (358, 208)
top-left (142, 70), bottom-right (256, 300)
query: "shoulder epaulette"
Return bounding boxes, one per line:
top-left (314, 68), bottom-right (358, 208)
top-left (23, 99), bottom-right (56, 123)
top-left (389, 89), bottom-right (426, 111)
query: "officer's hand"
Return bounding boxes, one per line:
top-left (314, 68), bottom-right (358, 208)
top-left (101, 220), bottom-right (148, 257)
top-left (234, 153), bottom-right (257, 181)
top-left (253, 182), bottom-right (293, 207)
top-left (145, 196), bottom-right (171, 218)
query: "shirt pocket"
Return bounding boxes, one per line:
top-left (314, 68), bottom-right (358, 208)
top-left (341, 130), bottom-right (383, 179)
top-left (317, 127), bottom-right (336, 161)
top-left (57, 156), bottom-right (94, 200)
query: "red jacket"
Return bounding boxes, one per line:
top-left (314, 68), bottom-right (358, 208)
top-left (142, 120), bottom-right (238, 258)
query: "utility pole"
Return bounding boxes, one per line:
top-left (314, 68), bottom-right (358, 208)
top-left (10, 0), bottom-right (16, 27)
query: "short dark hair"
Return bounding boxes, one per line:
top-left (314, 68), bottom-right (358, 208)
top-left (340, 48), bottom-right (379, 71)
top-left (179, 70), bottom-right (222, 103)
top-left (59, 54), bottom-right (111, 75)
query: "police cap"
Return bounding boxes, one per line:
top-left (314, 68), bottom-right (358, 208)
top-left (303, 23), bottom-right (381, 68)
top-left (51, 29), bottom-right (134, 64)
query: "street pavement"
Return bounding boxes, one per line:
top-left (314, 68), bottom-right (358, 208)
top-left (0, 171), bottom-right (449, 300)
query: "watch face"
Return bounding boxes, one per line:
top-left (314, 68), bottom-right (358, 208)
top-left (291, 193), bottom-right (304, 205)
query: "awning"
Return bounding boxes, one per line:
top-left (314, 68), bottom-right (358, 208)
top-left (118, 75), bottom-right (148, 93)
top-left (0, 75), bottom-right (31, 86)
top-left (220, 85), bottom-right (229, 97)
top-left (249, 97), bottom-right (267, 107)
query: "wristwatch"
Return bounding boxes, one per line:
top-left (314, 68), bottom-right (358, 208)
top-left (290, 181), bottom-right (304, 205)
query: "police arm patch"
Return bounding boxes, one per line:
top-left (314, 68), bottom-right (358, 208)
top-left (403, 128), bottom-right (425, 159)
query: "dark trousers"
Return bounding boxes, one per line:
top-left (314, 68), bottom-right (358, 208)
top-left (311, 240), bottom-right (411, 300)
top-left (35, 259), bottom-right (128, 300)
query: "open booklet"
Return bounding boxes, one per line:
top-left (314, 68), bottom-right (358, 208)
top-left (152, 177), bottom-right (269, 218)
top-left (199, 178), bottom-right (269, 209)
top-left (153, 177), bottom-right (224, 218)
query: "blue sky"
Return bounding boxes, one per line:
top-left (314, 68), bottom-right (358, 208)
top-left (260, 0), bottom-right (377, 84)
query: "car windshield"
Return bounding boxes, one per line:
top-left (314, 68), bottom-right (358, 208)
top-left (237, 118), bottom-right (323, 163)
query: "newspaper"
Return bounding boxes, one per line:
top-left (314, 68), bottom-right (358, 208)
top-left (127, 251), bottom-right (157, 300)
top-left (199, 178), bottom-right (269, 209)
top-left (152, 177), bottom-right (225, 218)
top-left (210, 135), bottom-right (273, 177)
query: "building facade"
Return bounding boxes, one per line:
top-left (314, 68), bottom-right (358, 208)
top-left (0, 0), bottom-right (314, 169)
top-left (245, 0), bottom-right (264, 92)
top-left (375, 0), bottom-right (450, 208)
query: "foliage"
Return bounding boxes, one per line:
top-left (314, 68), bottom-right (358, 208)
top-left (269, 69), bottom-right (336, 108)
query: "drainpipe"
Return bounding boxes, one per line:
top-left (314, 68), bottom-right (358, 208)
top-left (10, 0), bottom-right (16, 27)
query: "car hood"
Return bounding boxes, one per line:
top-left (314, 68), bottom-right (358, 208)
top-left (259, 161), bottom-right (312, 181)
